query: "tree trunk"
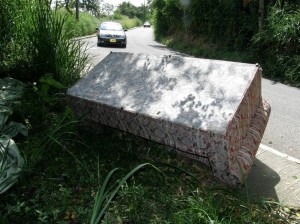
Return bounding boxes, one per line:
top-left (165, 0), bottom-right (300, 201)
top-left (76, 0), bottom-right (79, 21)
top-left (65, 0), bottom-right (73, 14)
top-left (258, 0), bottom-right (264, 31)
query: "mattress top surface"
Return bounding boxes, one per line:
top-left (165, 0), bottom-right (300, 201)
top-left (68, 52), bottom-right (259, 132)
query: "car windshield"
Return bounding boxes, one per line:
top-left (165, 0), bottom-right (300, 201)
top-left (100, 23), bottom-right (123, 31)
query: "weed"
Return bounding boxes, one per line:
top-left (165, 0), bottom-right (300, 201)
top-left (90, 163), bottom-right (161, 223)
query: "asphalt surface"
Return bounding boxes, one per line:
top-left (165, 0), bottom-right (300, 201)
top-left (261, 79), bottom-right (300, 160)
top-left (81, 27), bottom-right (300, 207)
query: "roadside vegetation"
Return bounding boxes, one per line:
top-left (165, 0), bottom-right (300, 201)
top-left (152, 0), bottom-right (300, 87)
top-left (0, 0), bottom-right (299, 223)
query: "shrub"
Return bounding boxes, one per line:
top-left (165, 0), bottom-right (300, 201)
top-left (61, 10), bottom-right (101, 38)
top-left (252, 6), bottom-right (300, 85)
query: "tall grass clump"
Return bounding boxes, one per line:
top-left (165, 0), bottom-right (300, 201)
top-left (0, 0), bottom-right (32, 79)
top-left (119, 16), bottom-right (142, 29)
top-left (152, 0), bottom-right (183, 41)
top-left (28, 0), bottom-right (89, 86)
top-left (112, 15), bottom-right (142, 29)
top-left (60, 9), bottom-right (101, 38)
top-left (90, 163), bottom-right (160, 224)
top-left (1, 0), bottom-right (89, 87)
top-left (252, 4), bottom-right (300, 86)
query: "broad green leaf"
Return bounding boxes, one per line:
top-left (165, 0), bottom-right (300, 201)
top-left (0, 107), bottom-right (12, 130)
top-left (39, 74), bottom-right (65, 89)
top-left (2, 121), bottom-right (28, 138)
top-left (0, 135), bottom-right (24, 194)
top-left (0, 78), bottom-right (24, 105)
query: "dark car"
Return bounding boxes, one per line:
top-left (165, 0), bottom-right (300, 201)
top-left (143, 21), bottom-right (150, 28)
top-left (96, 22), bottom-right (127, 48)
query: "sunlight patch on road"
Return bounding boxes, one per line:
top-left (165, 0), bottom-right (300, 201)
top-left (259, 144), bottom-right (300, 164)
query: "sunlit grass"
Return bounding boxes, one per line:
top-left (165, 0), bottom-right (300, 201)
top-left (114, 15), bottom-right (143, 29)
top-left (161, 32), bottom-right (255, 64)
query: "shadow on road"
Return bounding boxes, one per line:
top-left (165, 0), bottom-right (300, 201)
top-left (246, 159), bottom-right (280, 202)
top-left (148, 44), bottom-right (188, 57)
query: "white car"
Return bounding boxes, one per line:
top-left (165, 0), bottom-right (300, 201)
top-left (143, 21), bottom-right (150, 28)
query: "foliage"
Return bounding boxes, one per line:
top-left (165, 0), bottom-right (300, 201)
top-left (252, 5), bottom-right (300, 85)
top-left (90, 163), bottom-right (160, 224)
top-left (54, 0), bottom-right (101, 17)
top-left (1, 125), bottom-right (298, 223)
top-left (37, 74), bottom-right (65, 103)
top-left (101, 2), bottom-right (115, 16)
top-left (113, 15), bottom-right (143, 30)
top-left (0, 0), bottom-right (89, 87)
top-left (161, 32), bottom-right (255, 64)
top-left (28, 0), bottom-right (89, 86)
top-left (151, 0), bottom-right (258, 48)
top-left (82, 0), bottom-right (101, 16)
top-left (0, 78), bottom-right (27, 194)
top-left (60, 9), bottom-right (101, 38)
top-left (115, 2), bottom-right (150, 21)
top-left (152, 0), bottom-right (183, 40)
top-left (188, 0), bottom-right (258, 49)
top-left (0, 0), bottom-right (33, 79)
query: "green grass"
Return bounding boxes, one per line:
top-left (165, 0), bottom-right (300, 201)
top-left (60, 9), bottom-right (102, 38)
top-left (0, 116), bottom-right (299, 223)
top-left (114, 15), bottom-right (143, 30)
top-left (160, 32), bottom-right (256, 64)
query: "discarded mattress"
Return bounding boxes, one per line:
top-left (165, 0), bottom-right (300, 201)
top-left (67, 52), bottom-right (271, 186)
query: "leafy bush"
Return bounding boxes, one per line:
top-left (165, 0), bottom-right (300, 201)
top-left (188, 0), bottom-right (258, 49)
top-left (1, 0), bottom-right (89, 87)
top-left (0, 0), bottom-right (32, 79)
top-left (114, 15), bottom-right (142, 29)
top-left (61, 9), bottom-right (101, 38)
top-left (252, 6), bottom-right (300, 85)
top-left (152, 0), bottom-right (183, 40)
top-left (152, 0), bottom-right (258, 48)
top-left (110, 13), bottom-right (123, 20)
top-left (90, 163), bottom-right (160, 223)
top-left (28, 1), bottom-right (90, 86)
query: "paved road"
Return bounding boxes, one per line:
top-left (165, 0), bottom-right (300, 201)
top-left (261, 79), bottom-right (300, 159)
top-left (82, 27), bottom-right (300, 160)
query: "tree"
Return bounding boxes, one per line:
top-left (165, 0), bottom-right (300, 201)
top-left (83, 0), bottom-right (102, 16)
top-left (76, 0), bottom-right (79, 20)
top-left (55, 0), bottom-right (102, 17)
top-left (258, 0), bottom-right (264, 31)
top-left (152, 0), bottom-right (182, 37)
top-left (65, 0), bottom-right (73, 14)
top-left (101, 2), bottom-right (114, 16)
top-left (243, 0), bottom-right (265, 32)
top-left (115, 2), bottom-right (146, 19)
